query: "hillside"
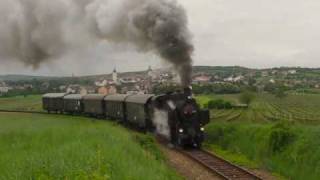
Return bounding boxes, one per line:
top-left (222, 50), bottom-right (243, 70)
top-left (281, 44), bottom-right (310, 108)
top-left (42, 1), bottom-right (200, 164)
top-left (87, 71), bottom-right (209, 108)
top-left (0, 70), bottom-right (151, 82)
top-left (3, 66), bottom-right (320, 82)
top-left (0, 75), bottom-right (59, 81)
top-left (193, 66), bottom-right (252, 76)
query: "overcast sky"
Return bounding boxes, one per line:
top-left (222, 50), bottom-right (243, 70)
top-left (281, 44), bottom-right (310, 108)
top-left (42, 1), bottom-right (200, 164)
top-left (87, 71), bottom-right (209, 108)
top-left (1, 0), bottom-right (320, 76)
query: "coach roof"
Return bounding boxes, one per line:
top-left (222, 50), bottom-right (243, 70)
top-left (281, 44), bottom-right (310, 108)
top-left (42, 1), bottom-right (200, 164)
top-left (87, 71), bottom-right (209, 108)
top-left (43, 93), bottom-right (67, 98)
top-left (82, 94), bottom-right (106, 100)
top-left (64, 94), bottom-right (83, 100)
top-left (104, 94), bottom-right (130, 102)
top-left (125, 94), bottom-right (154, 104)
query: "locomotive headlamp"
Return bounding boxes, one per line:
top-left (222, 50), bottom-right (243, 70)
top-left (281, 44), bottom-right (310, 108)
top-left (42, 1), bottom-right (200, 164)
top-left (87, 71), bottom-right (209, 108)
top-left (179, 128), bottom-right (184, 133)
top-left (200, 127), bottom-right (205, 131)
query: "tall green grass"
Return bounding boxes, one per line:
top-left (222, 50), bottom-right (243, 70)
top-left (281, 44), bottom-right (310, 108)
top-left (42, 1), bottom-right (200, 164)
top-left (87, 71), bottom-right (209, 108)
top-left (205, 121), bottom-right (320, 179)
top-left (0, 112), bottom-right (181, 180)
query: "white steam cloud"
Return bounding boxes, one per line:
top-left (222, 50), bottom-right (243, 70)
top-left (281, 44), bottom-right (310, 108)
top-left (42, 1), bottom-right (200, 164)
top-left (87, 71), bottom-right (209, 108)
top-left (152, 100), bottom-right (178, 139)
top-left (0, 0), bottom-right (193, 85)
top-left (153, 108), bottom-right (171, 139)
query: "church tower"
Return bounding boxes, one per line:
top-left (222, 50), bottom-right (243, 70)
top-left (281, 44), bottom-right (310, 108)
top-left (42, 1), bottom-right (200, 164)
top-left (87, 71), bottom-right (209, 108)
top-left (147, 66), bottom-right (153, 77)
top-left (112, 67), bottom-right (118, 83)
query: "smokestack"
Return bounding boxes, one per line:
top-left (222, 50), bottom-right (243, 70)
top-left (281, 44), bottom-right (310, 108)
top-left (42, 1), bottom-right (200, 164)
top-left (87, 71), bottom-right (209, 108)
top-left (0, 0), bottom-right (194, 86)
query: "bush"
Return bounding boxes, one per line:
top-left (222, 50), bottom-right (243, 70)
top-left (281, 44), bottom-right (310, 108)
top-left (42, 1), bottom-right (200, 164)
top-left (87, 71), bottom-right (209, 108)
top-left (272, 88), bottom-right (288, 99)
top-left (152, 84), bottom-right (181, 95)
top-left (239, 91), bottom-right (255, 105)
top-left (268, 122), bottom-right (296, 153)
top-left (224, 101), bottom-right (232, 109)
top-left (207, 99), bottom-right (233, 109)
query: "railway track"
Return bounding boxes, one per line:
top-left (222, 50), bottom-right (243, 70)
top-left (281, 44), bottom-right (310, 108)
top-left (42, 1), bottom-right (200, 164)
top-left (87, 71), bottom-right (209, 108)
top-left (179, 149), bottom-right (262, 180)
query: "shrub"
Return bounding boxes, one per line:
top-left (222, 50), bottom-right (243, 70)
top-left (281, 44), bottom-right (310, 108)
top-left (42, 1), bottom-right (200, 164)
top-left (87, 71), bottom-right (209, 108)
top-left (239, 91), bottom-right (255, 105)
top-left (224, 101), bottom-right (232, 109)
top-left (268, 121), bottom-right (296, 153)
top-left (207, 99), bottom-right (233, 109)
top-left (273, 88), bottom-right (287, 99)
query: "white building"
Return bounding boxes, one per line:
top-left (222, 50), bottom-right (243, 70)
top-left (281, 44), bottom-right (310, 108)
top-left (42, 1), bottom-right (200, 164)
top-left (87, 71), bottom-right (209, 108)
top-left (0, 86), bottom-right (9, 95)
top-left (224, 76), bottom-right (234, 82)
top-left (0, 81), bottom-right (9, 95)
top-left (95, 80), bottom-right (108, 87)
top-left (224, 75), bottom-right (244, 82)
top-left (288, 70), bottom-right (297, 74)
top-left (233, 75), bottom-right (244, 82)
top-left (112, 68), bottom-right (118, 83)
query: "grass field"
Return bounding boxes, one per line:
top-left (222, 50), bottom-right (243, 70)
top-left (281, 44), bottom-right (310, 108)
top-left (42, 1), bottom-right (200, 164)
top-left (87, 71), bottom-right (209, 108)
top-left (197, 93), bottom-right (320, 124)
top-left (0, 112), bottom-right (181, 179)
top-left (197, 93), bottom-right (320, 179)
top-left (0, 95), bottom-right (43, 112)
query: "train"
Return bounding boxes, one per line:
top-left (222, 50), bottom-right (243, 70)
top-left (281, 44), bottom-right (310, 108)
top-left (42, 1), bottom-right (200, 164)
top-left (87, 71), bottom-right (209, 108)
top-left (42, 88), bottom-right (210, 148)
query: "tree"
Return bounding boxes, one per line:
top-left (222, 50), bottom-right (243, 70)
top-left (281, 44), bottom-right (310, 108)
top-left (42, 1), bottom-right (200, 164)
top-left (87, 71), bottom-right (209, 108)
top-left (274, 88), bottom-right (287, 99)
top-left (239, 91), bottom-right (255, 106)
top-left (191, 83), bottom-right (241, 95)
top-left (152, 84), bottom-right (181, 95)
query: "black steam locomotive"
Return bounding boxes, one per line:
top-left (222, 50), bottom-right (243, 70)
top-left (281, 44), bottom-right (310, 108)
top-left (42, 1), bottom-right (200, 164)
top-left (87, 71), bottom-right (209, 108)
top-left (43, 89), bottom-right (210, 147)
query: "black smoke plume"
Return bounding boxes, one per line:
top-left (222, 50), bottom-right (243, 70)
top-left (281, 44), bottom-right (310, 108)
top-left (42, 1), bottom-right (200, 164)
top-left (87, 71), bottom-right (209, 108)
top-left (0, 0), bottom-right (193, 86)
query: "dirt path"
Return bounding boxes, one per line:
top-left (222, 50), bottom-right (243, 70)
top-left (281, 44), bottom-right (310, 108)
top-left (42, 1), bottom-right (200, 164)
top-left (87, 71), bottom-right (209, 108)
top-left (160, 145), bottom-right (222, 180)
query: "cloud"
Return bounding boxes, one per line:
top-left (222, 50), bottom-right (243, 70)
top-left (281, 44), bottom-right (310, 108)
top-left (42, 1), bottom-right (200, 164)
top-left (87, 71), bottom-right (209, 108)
top-left (1, 0), bottom-right (320, 76)
top-left (179, 0), bottom-right (320, 68)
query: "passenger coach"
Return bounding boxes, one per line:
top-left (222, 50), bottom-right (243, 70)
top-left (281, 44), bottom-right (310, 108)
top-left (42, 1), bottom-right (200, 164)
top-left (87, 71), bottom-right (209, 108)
top-left (104, 94), bottom-right (129, 122)
top-left (63, 94), bottom-right (83, 114)
top-left (43, 93), bottom-right (67, 113)
top-left (124, 94), bottom-right (154, 129)
top-left (82, 94), bottom-right (106, 117)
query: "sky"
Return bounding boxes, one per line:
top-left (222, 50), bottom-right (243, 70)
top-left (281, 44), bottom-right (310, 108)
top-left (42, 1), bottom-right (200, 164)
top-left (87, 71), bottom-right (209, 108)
top-left (0, 0), bottom-right (320, 76)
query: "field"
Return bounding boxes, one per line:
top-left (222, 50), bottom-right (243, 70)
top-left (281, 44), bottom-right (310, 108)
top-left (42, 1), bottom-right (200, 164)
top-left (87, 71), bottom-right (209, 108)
top-left (197, 93), bottom-right (320, 179)
top-left (197, 93), bottom-right (320, 124)
top-left (0, 112), bottom-right (181, 179)
top-left (0, 95), bottom-right (43, 112)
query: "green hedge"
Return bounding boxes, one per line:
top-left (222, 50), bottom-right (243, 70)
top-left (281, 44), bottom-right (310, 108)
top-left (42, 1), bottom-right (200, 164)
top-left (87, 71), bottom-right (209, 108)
top-left (206, 99), bottom-right (233, 109)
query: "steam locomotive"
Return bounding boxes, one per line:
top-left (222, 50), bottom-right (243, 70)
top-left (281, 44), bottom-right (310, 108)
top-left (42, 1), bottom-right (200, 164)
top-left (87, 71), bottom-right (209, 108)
top-left (43, 88), bottom-right (210, 147)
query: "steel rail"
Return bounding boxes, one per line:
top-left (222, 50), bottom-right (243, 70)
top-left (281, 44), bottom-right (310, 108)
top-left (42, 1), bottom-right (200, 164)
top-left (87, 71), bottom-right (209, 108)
top-left (179, 149), bottom-right (262, 180)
